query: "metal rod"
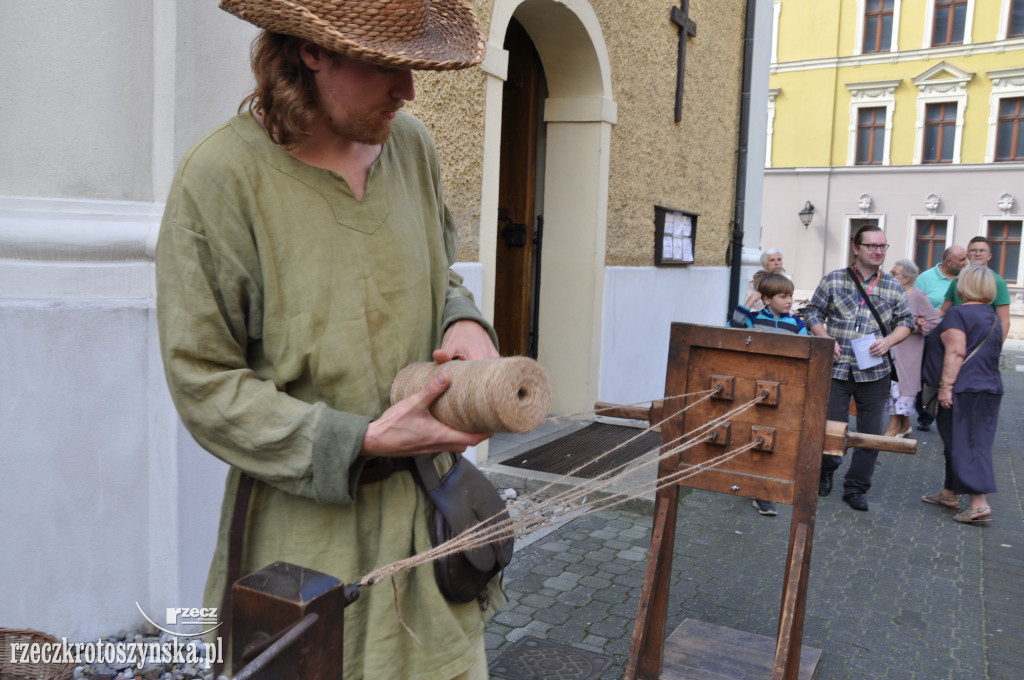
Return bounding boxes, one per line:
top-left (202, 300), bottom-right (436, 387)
top-left (231, 612), bottom-right (320, 680)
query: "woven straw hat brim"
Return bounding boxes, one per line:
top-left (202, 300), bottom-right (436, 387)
top-left (220, 0), bottom-right (486, 71)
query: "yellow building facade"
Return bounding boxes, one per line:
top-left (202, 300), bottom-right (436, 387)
top-left (763, 0), bottom-right (1024, 335)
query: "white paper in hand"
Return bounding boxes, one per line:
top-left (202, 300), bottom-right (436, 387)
top-left (851, 334), bottom-right (883, 370)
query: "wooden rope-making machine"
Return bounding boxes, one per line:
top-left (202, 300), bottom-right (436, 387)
top-left (222, 322), bottom-right (916, 679)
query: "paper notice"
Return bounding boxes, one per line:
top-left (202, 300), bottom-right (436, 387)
top-left (851, 334), bottom-right (883, 370)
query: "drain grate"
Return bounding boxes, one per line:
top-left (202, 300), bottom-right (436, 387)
top-left (489, 636), bottom-right (615, 680)
top-left (499, 422), bottom-right (660, 479)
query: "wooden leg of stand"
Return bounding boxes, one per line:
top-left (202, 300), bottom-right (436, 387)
top-left (772, 523), bottom-right (809, 680)
top-left (626, 487), bottom-right (679, 680)
top-left (231, 561), bottom-right (354, 680)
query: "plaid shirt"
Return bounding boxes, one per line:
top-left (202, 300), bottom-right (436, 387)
top-left (803, 267), bottom-right (913, 382)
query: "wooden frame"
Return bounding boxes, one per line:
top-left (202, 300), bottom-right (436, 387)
top-left (913, 217), bottom-right (949, 270)
top-left (654, 206), bottom-right (698, 266)
top-left (1011, 0), bottom-right (1024, 38)
top-left (995, 96), bottom-right (1024, 162)
top-left (855, 107), bottom-right (886, 166)
top-left (922, 102), bottom-right (957, 164)
top-left (986, 219), bottom-right (1023, 284)
top-left (863, 0), bottom-right (895, 53)
top-left (626, 323), bottom-right (833, 680)
top-left (932, 0), bottom-right (968, 46)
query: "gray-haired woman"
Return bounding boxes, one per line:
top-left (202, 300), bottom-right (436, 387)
top-left (744, 249), bottom-right (790, 312)
top-left (883, 259), bottom-right (941, 438)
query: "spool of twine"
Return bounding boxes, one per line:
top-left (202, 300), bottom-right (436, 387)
top-left (390, 357), bottom-right (551, 433)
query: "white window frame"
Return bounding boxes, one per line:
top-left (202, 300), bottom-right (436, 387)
top-left (907, 215), bottom-right (955, 268)
top-left (923, 0), bottom-right (976, 49)
top-left (985, 67), bottom-right (1024, 163)
top-left (854, 0), bottom-right (903, 56)
top-left (982, 214), bottom-right (1024, 285)
top-left (911, 61), bottom-right (971, 165)
top-left (846, 79), bottom-right (901, 166)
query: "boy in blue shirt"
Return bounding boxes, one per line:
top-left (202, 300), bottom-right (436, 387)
top-left (729, 273), bottom-right (807, 515)
top-left (730, 273), bottom-right (808, 336)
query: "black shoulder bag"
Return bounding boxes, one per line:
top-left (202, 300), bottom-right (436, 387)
top-left (413, 453), bottom-right (514, 603)
top-left (847, 267), bottom-right (900, 382)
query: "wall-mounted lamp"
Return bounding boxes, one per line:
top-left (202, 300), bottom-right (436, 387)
top-left (798, 201), bottom-right (815, 228)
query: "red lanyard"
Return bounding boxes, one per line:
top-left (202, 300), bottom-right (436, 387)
top-left (853, 267), bottom-right (879, 306)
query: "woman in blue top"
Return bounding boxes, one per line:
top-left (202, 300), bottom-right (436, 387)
top-left (921, 266), bottom-right (1003, 524)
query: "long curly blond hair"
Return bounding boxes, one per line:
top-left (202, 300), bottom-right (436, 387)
top-left (239, 31), bottom-right (319, 147)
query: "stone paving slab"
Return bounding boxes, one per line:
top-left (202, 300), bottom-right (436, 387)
top-left (485, 359), bottom-right (1024, 679)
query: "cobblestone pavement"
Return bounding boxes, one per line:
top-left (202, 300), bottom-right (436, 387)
top-left (484, 344), bottom-right (1024, 679)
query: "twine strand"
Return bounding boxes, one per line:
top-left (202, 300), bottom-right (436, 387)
top-left (359, 390), bottom-right (767, 587)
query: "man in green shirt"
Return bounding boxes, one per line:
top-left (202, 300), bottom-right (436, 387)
top-left (156, 2), bottom-right (502, 678)
top-left (940, 236), bottom-right (1011, 343)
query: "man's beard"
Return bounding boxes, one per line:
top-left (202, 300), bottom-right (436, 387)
top-left (326, 110), bottom-right (396, 146)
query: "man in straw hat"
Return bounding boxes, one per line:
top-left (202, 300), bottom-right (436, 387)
top-left (155, 1), bottom-right (501, 677)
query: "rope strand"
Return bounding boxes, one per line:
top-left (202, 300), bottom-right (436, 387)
top-left (359, 390), bottom-right (768, 587)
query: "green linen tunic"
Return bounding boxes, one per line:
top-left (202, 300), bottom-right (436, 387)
top-left (156, 111), bottom-right (504, 679)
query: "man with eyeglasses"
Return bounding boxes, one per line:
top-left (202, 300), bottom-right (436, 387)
top-left (939, 236), bottom-right (1011, 343)
top-left (804, 225), bottom-right (913, 512)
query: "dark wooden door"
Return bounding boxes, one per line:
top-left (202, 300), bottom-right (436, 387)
top-left (495, 19), bottom-right (544, 358)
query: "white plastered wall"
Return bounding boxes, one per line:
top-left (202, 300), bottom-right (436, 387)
top-left (0, 3), bottom-right (256, 640)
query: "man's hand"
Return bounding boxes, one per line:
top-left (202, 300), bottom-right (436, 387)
top-left (433, 319), bottom-right (499, 363)
top-left (362, 372), bottom-right (491, 457)
top-left (868, 335), bottom-right (891, 357)
top-left (870, 326), bottom-right (910, 356)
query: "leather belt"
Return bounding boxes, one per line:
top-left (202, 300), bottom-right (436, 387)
top-left (358, 456), bottom-right (417, 486)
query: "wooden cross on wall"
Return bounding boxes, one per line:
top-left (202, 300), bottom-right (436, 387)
top-left (671, 0), bottom-right (698, 123)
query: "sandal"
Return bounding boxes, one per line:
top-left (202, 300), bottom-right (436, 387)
top-left (921, 492), bottom-right (959, 509)
top-left (953, 506), bottom-right (992, 524)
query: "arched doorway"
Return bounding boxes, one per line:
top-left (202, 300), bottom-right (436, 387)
top-left (482, 0), bottom-right (616, 413)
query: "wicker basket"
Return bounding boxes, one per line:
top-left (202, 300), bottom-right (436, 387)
top-left (0, 629), bottom-right (74, 680)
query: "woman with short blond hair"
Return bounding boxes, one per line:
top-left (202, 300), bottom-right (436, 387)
top-left (921, 265), bottom-right (1003, 524)
top-left (956, 262), bottom-right (998, 305)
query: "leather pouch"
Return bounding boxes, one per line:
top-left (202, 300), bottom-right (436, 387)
top-left (413, 453), bottom-right (514, 603)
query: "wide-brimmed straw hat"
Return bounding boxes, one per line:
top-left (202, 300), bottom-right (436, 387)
top-left (220, 0), bottom-right (486, 70)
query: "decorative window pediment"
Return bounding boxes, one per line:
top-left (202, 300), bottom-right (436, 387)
top-left (846, 79), bottom-right (902, 102)
top-left (912, 61), bottom-right (973, 96)
top-left (989, 67), bottom-right (1024, 91)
